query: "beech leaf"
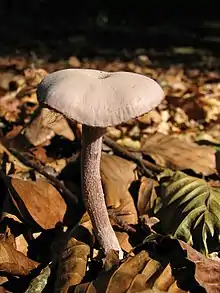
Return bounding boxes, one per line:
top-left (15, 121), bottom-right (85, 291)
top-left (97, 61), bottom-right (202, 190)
top-left (24, 107), bottom-right (74, 146)
top-left (101, 153), bottom-right (137, 225)
top-left (54, 213), bottom-right (94, 293)
top-left (137, 177), bottom-right (158, 216)
top-left (0, 237), bottom-right (39, 276)
top-left (4, 177), bottom-right (67, 229)
top-left (140, 133), bottom-right (216, 175)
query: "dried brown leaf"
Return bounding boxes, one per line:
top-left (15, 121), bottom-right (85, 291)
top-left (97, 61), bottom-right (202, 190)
top-left (101, 153), bottom-right (137, 225)
top-left (77, 251), bottom-right (150, 293)
top-left (180, 241), bottom-right (220, 293)
top-left (24, 108), bottom-right (74, 146)
top-left (144, 235), bottom-right (220, 293)
top-left (195, 124), bottom-right (220, 145)
top-left (77, 234), bottom-right (220, 293)
top-left (75, 234), bottom-right (218, 293)
top-left (24, 68), bottom-right (48, 88)
top-left (0, 143), bottom-right (30, 173)
top-left (141, 133), bottom-right (216, 175)
top-left (15, 234), bottom-right (28, 256)
top-left (0, 238), bottom-right (39, 276)
top-left (0, 276), bottom-right (8, 286)
top-left (54, 215), bottom-right (94, 293)
top-left (103, 249), bottom-right (120, 272)
top-left (105, 251), bottom-right (150, 293)
top-left (115, 231), bottom-right (133, 253)
top-left (5, 177), bottom-right (67, 229)
top-left (126, 259), bottom-right (161, 293)
top-left (138, 177), bottom-right (158, 216)
top-left (0, 72), bottom-right (25, 91)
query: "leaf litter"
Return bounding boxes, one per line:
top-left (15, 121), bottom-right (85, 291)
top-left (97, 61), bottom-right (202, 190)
top-left (0, 52), bottom-right (219, 292)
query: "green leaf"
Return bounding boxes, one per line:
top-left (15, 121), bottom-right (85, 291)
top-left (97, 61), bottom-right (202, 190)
top-left (174, 206), bottom-right (206, 243)
top-left (155, 171), bottom-right (220, 254)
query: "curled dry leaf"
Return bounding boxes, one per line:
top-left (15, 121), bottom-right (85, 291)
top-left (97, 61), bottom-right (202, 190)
top-left (105, 251), bottom-right (150, 293)
top-left (54, 214), bottom-right (94, 293)
top-left (140, 132), bottom-right (216, 175)
top-left (100, 153), bottom-right (137, 225)
top-left (66, 235), bottom-right (220, 293)
top-left (75, 240), bottom-right (203, 293)
top-left (74, 251), bottom-right (150, 293)
top-left (4, 177), bottom-right (67, 229)
top-left (155, 170), bottom-right (220, 254)
top-left (118, 234), bottom-right (220, 293)
top-left (24, 107), bottom-right (74, 146)
top-left (115, 231), bottom-right (133, 253)
top-left (137, 177), bottom-right (158, 216)
top-left (15, 234), bottom-right (29, 256)
top-left (146, 235), bottom-right (220, 293)
top-left (0, 237), bottom-right (39, 276)
top-left (180, 241), bottom-right (220, 293)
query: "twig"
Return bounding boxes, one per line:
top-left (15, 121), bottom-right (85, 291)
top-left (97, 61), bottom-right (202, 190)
top-left (108, 209), bottom-right (137, 234)
top-left (103, 136), bottom-right (163, 175)
top-left (8, 148), bottom-right (79, 205)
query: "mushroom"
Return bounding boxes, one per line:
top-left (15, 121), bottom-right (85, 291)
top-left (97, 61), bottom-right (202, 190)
top-left (37, 69), bottom-right (164, 257)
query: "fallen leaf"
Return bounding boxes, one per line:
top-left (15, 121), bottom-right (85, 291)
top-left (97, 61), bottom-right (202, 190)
top-left (24, 107), bottom-right (74, 146)
top-left (115, 231), bottom-right (133, 253)
top-left (140, 132), bottom-right (216, 175)
top-left (25, 265), bottom-right (51, 293)
top-left (0, 237), bottom-right (39, 276)
top-left (0, 143), bottom-right (30, 173)
top-left (77, 251), bottom-right (150, 293)
top-left (101, 153), bottom-right (137, 225)
top-left (54, 214), bottom-right (94, 293)
top-left (68, 56), bottom-right (81, 68)
top-left (30, 147), bottom-right (48, 164)
top-left (3, 177), bottom-right (67, 229)
top-left (105, 251), bottom-right (150, 293)
top-left (24, 68), bottom-right (48, 88)
top-left (15, 234), bottom-right (28, 256)
top-left (0, 72), bottom-right (25, 91)
top-left (0, 276), bottom-right (8, 286)
top-left (195, 124), bottom-right (220, 145)
top-left (155, 170), bottom-right (220, 253)
top-left (137, 177), bottom-right (158, 216)
top-left (76, 234), bottom-right (218, 293)
top-left (200, 94), bottom-right (220, 122)
top-left (103, 249), bottom-right (120, 272)
top-left (179, 241), bottom-right (220, 293)
top-left (116, 137), bottom-right (141, 150)
top-left (147, 235), bottom-right (220, 293)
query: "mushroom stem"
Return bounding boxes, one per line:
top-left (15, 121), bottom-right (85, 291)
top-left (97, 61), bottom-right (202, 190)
top-left (81, 125), bottom-right (122, 255)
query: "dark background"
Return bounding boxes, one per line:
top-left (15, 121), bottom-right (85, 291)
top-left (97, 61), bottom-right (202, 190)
top-left (0, 1), bottom-right (220, 61)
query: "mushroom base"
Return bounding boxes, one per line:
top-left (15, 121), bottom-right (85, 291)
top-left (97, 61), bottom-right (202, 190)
top-left (81, 125), bottom-right (122, 256)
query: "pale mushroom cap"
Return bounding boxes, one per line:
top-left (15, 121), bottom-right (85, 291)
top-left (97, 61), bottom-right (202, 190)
top-left (37, 69), bottom-right (164, 127)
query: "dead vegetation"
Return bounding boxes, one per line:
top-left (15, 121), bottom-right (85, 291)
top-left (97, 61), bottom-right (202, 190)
top-left (0, 52), bottom-right (219, 292)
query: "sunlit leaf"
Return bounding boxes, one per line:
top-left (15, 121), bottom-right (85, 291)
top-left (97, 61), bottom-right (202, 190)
top-left (140, 133), bottom-right (216, 175)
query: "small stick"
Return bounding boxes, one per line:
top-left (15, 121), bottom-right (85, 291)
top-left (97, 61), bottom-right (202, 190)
top-left (108, 209), bottom-right (137, 234)
top-left (8, 148), bottom-right (79, 205)
top-left (103, 136), bottom-right (163, 175)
